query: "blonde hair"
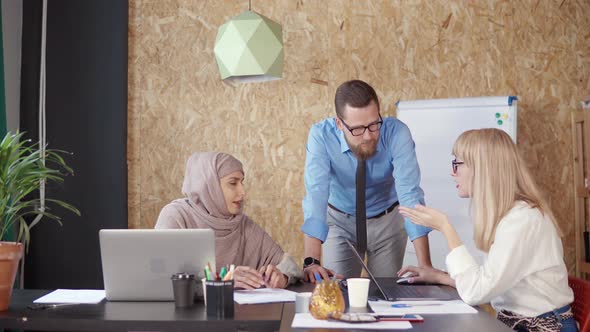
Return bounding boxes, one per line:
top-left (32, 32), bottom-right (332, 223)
top-left (453, 128), bottom-right (562, 252)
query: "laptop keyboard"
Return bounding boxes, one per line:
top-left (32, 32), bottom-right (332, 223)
top-left (388, 286), bottom-right (426, 299)
top-left (384, 285), bottom-right (453, 300)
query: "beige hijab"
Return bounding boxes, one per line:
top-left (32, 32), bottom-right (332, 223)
top-left (157, 152), bottom-right (285, 270)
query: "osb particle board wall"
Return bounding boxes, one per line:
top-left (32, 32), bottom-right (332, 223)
top-left (128, 0), bottom-right (590, 271)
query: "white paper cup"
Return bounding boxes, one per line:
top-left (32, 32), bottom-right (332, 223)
top-left (347, 278), bottom-right (370, 307)
top-left (202, 278), bottom-right (207, 305)
top-left (295, 292), bottom-right (312, 313)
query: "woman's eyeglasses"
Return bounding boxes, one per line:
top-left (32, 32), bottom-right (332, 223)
top-left (451, 159), bottom-right (464, 173)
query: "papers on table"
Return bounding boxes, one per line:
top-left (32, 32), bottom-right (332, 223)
top-left (234, 288), bottom-right (297, 304)
top-left (34, 289), bottom-right (106, 304)
top-left (369, 300), bottom-right (478, 315)
top-left (291, 313), bottom-right (411, 330)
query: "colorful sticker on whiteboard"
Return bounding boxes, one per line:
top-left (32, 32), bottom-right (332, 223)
top-left (495, 113), bottom-right (508, 126)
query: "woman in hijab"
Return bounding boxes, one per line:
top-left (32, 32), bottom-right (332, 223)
top-left (155, 152), bottom-right (302, 289)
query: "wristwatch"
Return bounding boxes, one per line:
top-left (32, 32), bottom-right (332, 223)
top-left (303, 257), bottom-right (321, 268)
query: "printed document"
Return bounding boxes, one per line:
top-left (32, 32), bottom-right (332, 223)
top-left (234, 288), bottom-right (297, 304)
top-left (34, 289), bottom-right (106, 304)
top-left (369, 300), bottom-right (478, 315)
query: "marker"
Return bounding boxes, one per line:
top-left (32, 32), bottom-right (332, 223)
top-left (314, 272), bottom-right (322, 282)
top-left (204, 265), bottom-right (212, 281)
top-left (220, 266), bottom-right (227, 280)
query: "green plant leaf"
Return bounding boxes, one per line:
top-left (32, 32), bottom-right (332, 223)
top-left (0, 131), bottom-right (80, 249)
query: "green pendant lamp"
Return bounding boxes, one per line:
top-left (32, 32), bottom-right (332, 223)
top-left (213, 2), bottom-right (283, 83)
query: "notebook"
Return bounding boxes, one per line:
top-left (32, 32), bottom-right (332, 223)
top-left (344, 239), bottom-right (452, 301)
top-left (99, 229), bottom-right (215, 301)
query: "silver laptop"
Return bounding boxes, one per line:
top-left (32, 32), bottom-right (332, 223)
top-left (344, 239), bottom-right (452, 301)
top-left (99, 229), bottom-right (215, 301)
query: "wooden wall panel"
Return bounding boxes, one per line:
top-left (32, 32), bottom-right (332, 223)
top-left (128, 0), bottom-right (590, 271)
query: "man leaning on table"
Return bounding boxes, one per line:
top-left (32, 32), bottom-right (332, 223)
top-left (301, 79), bottom-right (432, 281)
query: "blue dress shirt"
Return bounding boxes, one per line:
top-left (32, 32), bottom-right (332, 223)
top-left (301, 117), bottom-right (431, 243)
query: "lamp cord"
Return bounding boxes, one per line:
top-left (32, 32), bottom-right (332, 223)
top-left (249, 0), bottom-right (251, 11)
top-left (29, 0), bottom-right (47, 232)
top-left (20, 0), bottom-right (48, 290)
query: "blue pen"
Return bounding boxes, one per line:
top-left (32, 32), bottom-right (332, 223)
top-left (391, 303), bottom-right (443, 308)
top-left (314, 272), bottom-right (322, 282)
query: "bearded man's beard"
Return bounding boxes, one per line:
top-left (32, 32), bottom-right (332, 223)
top-left (347, 137), bottom-right (377, 160)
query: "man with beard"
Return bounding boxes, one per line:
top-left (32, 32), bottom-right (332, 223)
top-left (301, 80), bottom-right (432, 281)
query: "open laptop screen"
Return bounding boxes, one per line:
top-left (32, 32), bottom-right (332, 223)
top-left (344, 239), bottom-right (391, 300)
top-left (344, 239), bottom-right (452, 301)
top-left (99, 229), bottom-right (215, 301)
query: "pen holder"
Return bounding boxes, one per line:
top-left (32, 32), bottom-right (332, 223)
top-left (205, 280), bottom-right (234, 318)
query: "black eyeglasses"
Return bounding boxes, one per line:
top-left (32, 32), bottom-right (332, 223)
top-left (452, 159), bottom-right (464, 173)
top-left (340, 115), bottom-right (383, 136)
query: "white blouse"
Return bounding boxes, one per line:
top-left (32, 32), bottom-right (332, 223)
top-left (446, 201), bottom-right (573, 317)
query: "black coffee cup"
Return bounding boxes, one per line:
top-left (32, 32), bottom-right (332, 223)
top-left (171, 272), bottom-right (195, 308)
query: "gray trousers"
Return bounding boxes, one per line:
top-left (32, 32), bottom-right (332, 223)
top-left (322, 205), bottom-right (407, 278)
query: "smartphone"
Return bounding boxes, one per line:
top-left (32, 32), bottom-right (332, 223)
top-left (374, 314), bottom-right (424, 322)
top-left (331, 313), bottom-right (378, 323)
top-left (333, 313), bottom-right (424, 323)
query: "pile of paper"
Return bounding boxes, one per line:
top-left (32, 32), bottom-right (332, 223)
top-left (233, 288), bottom-right (297, 304)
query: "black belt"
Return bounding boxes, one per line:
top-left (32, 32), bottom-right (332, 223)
top-left (328, 201), bottom-right (399, 219)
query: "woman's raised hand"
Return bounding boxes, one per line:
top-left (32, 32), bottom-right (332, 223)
top-left (399, 204), bottom-right (450, 231)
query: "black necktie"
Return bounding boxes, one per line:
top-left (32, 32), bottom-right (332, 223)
top-left (356, 159), bottom-right (367, 254)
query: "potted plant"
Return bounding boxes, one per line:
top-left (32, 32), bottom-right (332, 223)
top-left (0, 132), bottom-right (80, 310)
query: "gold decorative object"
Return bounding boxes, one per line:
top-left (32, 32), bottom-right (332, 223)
top-left (308, 280), bottom-right (345, 320)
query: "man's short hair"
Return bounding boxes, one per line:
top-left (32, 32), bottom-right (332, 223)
top-left (334, 80), bottom-right (380, 119)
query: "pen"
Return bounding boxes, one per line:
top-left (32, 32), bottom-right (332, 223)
top-left (204, 265), bottom-right (211, 281)
top-left (28, 303), bottom-right (80, 310)
top-left (314, 272), bottom-right (322, 282)
top-left (262, 267), bottom-right (271, 287)
top-left (229, 264), bottom-right (235, 280)
top-left (396, 298), bottom-right (445, 301)
top-left (391, 303), bottom-right (443, 308)
top-left (47, 303), bottom-right (80, 308)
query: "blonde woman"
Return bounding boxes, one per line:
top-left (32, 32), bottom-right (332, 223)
top-left (398, 129), bottom-right (576, 332)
